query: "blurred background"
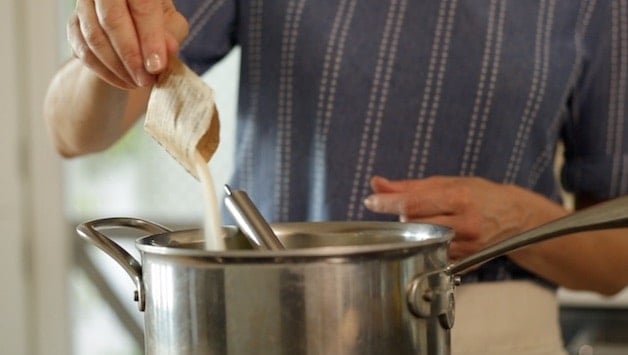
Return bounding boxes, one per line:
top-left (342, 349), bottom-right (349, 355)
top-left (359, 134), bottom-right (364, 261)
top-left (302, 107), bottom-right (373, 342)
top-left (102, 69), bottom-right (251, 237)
top-left (1, 1), bottom-right (627, 354)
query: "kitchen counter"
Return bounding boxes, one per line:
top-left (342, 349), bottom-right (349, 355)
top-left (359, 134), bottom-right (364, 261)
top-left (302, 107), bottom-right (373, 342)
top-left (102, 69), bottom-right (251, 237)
top-left (559, 288), bottom-right (628, 355)
top-left (561, 306), bottom-right (628, 355)
top-left (559, 287), bottom-right (628, 308)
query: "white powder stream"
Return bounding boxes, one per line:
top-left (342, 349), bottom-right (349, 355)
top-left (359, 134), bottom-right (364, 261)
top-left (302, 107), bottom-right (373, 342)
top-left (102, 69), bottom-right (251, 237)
top-left (193, 150), bottom-right (224, 250)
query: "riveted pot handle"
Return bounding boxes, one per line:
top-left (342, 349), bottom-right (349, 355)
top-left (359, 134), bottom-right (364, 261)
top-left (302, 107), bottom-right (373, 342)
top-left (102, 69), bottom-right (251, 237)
top-left (447, 195), bottom-right (628, 275)
top-left (76, 218), bottom-right (172, 312)
top-left (406, 270), bottom-right (457, 329)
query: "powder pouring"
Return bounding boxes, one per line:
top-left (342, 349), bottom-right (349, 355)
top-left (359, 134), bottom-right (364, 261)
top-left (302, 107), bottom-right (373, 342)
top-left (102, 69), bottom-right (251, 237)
top-left (144, 57), bottom-right (224, 250)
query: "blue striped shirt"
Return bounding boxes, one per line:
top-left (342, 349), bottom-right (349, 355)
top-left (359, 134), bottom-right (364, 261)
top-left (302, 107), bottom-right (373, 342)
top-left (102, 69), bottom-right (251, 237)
top-left (175, 0), bottom-right (628, 283)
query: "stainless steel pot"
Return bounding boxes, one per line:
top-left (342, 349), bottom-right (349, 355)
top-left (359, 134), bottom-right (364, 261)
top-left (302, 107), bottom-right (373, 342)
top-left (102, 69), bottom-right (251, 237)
top-left (77, 195), bottom-right (628, 355)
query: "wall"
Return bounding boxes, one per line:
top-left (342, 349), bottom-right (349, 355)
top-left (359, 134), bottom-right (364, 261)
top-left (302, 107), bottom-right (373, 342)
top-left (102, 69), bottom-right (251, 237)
top-left (0, 0), bottom-right (70, 354)
top-left (0, 0), bottom-right (28, 352)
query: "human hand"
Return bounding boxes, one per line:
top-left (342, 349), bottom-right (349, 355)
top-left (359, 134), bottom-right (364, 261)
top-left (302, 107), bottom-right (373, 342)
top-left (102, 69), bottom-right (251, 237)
top-left (363, 175), bottom-right (567, 261)
top-left (67, 0), bottom-right (189, 89)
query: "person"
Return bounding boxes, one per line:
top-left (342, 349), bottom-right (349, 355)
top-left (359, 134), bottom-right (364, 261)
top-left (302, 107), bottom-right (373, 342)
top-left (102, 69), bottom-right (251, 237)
top-left (44, 1), bottom-right (628, 354)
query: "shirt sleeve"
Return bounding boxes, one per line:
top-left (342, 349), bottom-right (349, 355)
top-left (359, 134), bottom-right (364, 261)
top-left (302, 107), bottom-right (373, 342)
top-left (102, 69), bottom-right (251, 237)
top-left (173, 0), bottom-right (238, 75)
top-left (561, 2), bottom-right (628, 199)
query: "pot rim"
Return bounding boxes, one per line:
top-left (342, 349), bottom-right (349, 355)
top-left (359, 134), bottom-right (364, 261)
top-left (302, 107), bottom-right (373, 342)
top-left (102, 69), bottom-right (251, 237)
top-left (135, 221), bottom-right (453, 261)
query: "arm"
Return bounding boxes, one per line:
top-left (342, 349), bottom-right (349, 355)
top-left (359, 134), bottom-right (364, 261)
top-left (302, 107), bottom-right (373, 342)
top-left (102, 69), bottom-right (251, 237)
top-left (364, 176), bottom-right (628, 295)
top-left (508, 194), bottom-right (628, 295)
top-left (44, 59), bottom-right (150, 157)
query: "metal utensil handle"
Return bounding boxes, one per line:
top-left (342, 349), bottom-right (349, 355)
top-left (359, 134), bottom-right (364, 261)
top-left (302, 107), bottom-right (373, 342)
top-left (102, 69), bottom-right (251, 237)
top-left (448, 195), bottom-right (628, 275)
top-left (224, 185), bottom-right (285, 250)
top-left (76, 217), bottom-right (172, 311)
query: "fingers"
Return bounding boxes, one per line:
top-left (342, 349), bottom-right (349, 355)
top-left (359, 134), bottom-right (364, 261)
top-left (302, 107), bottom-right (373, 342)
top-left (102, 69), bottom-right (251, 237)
top-left (70, 0), bottom-right (151, 87)
top-left (93, 0), bottom-right (155, 85)
top-left (364, 177), bottom-right (457, 217)
top-left (126, 0), bottom-right (167, 73)
top-left (68, 0), bottom-right (189, 89)
top-left (67, 11), bottom-right (137, 89)
top-left (364, 191), bottom-right (451, 217)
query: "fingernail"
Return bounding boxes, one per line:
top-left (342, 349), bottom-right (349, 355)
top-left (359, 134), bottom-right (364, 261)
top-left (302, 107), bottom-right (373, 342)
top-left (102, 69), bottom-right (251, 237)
top-left (145, 53), bottom-right (163, 73)
top-left (363, 196), bottom-right (375, 209)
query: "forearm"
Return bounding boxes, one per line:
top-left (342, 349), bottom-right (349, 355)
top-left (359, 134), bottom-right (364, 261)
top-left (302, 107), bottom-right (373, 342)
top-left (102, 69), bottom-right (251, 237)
top-left (509, 228), bottom-right (628, 296)
top-left (43, 58), bottom-right (149, 157)
top-left (507, 194), bottom-right (628, 296)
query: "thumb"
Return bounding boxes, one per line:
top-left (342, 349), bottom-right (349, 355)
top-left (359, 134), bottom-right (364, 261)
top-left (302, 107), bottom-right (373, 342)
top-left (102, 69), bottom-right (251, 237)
top-left (164, 1), bottom-right (189, 43)
top-left (165, 32), bottom-right (181, 57)
top-left (369, 175), bottom-right (414, 193)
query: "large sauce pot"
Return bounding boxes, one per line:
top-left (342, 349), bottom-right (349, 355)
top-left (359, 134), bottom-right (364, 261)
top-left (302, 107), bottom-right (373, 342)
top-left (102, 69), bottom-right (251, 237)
top-left (77, 196), bottom-right (628, 355)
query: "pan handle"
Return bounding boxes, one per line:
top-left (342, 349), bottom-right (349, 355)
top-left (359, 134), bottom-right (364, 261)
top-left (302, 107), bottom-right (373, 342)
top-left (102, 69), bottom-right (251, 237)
top-left (447, 195), bottom-right (628, 275)
top-left (76, 217), bottom-right (172, 312)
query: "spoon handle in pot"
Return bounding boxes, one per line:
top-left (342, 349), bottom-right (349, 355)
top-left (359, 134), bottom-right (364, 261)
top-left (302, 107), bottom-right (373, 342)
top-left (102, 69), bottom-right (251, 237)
top-left (224, 185), bottom-right (285, 250)
top-left (447, 195), bottom-right (628, 275)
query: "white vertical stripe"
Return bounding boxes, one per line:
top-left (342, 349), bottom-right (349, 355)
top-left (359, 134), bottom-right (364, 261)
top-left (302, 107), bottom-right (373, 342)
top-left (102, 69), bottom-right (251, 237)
top-left (239, 0), bottom-right (264, 192)
top-left (610, 0), bottom-right (627, 195)
top-left (347, 0), bottom-right (407, 220)
top-left (469, 2), bottom-right (506, 174)
top-left (312, 0), bottom-right (357, 218)
top-left (275, 0), bottom-right (307, 221)
top-left (407, 0), bottom-right (458, 179)
top-left (407, 2), bottom-right (448, 178)
top-left (460, 0), bottom-right (497, 176)
top-left (622, 155), bottom-right (628, 194)
top-left (528, 0), bottom-right (598, 189)
top-left (607, 0), bottom-right (620, 155)
top-left (505, 0), bottom-right (546, 182)
top-left (355, 0), bottom-right (408, 219)
top-left (460, 0), bottom-right (506, 176)
top-left (181, 0), bottom-right (227, 50)
top-left (505, 0), bottom-right (555, 183)
top-left (347, 0), bottom-right (398, 220)
top-left (417, 0), bottom-right (458, 178)
top-left (527, 148), bottom-right (553, 190)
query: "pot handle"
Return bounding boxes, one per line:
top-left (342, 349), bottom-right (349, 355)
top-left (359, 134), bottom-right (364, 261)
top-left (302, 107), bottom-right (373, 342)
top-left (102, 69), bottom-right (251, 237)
top-left (76, 217), bottom-right (172, 312)
top-left (447, 195), bottom-right (628, 275)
